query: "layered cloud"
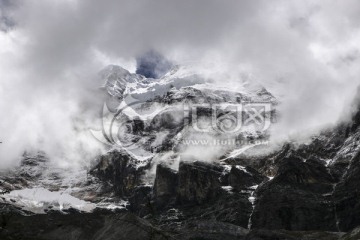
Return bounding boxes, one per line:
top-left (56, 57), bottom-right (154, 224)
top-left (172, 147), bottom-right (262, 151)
top-left (1, 0), bottom-right (360, 167)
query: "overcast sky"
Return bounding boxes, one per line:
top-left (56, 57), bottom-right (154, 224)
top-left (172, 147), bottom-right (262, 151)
top-left (1, 0), bottom-right (360, 168)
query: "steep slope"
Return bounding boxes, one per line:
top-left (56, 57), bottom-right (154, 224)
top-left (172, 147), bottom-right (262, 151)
top-left (3, 64), bottom-right (360, 239)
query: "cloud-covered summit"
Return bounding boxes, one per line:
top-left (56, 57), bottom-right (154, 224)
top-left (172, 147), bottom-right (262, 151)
top-left (136, 50), bottom-right (173, 79)
top-left (1, 0), bottom-right (360, 167)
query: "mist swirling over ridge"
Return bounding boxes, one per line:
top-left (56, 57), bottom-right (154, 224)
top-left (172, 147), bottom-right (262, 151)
top-left (1, 0), bottom-right (360, 167)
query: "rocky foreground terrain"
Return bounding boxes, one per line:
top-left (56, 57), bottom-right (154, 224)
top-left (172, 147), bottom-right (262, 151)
top-left (1, 65), bottom-right (360, 239)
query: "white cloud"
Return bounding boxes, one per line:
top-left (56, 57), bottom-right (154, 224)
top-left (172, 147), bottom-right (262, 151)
top-left (1, 0), bottom-right (360, 167)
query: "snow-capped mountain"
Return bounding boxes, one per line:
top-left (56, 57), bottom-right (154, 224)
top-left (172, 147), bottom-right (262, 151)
top-left (2, 64), bottom-right (360, 240)
top-left (1, 63), bottom-right (276, 213)
top-left (95, 64), bottom-right (277, 163)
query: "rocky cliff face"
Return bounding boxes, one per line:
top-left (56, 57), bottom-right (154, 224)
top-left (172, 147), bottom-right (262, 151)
top-left (87, 84), bottom-right (360, 238)
top-left (2, 65), bottom-right (360, 239)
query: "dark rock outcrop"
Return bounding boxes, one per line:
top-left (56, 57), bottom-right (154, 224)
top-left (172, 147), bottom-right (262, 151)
top-left (251, 153), bottom-right (337, 231)
top-left (0, 205), bottom-right (171, 240)
top-left (153, 163), bottom-right (178, 209)
top-left (333, 150), bottom-right (360, 231)
top-left (177, 161), bottom-right (223, 205)
top-left (128, 185), bottom-right (153, 217)
top-left (151, 161), bottom-right (257, 229)
top-left (90, 150), bottom-right (150, 197)
top-left (228, 166), bottom-right (267, 191)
